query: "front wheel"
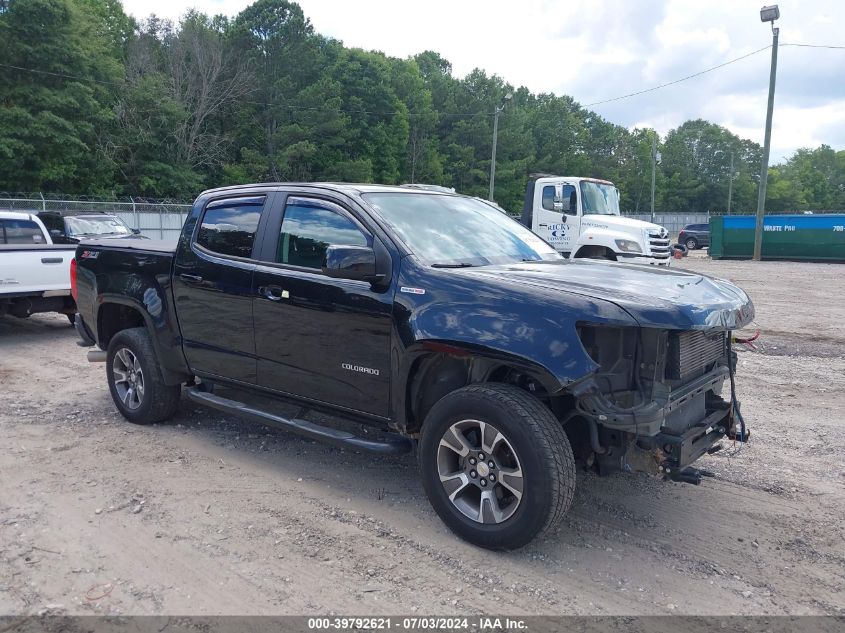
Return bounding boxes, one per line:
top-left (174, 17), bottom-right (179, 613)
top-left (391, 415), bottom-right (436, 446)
top-left (106, 327), bottom-right (180, 424)
top-left (419, 383), bottom-right (576, 550)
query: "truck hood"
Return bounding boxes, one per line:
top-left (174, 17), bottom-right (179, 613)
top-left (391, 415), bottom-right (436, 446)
top-left (459, 259), bottom-right (754, 331)
top-left (581, 214), bottom-right (663, 233)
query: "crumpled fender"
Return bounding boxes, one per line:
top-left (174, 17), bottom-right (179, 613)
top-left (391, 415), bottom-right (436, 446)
top-left (392, 259), bottom-right (640, 403)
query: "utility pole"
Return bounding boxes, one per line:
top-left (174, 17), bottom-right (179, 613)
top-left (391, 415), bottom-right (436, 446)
top-left (650, 133), bottom-right (658, 223)
top-left (489, 93), bottom-right (513, 202)
top-left (754, 6), bottom-right (780, 260)
top-left (727, 152), bottom-right (735, 214)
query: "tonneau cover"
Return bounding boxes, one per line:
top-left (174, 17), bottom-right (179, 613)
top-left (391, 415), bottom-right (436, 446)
top-left (76, 239), bottom-right (177, 254)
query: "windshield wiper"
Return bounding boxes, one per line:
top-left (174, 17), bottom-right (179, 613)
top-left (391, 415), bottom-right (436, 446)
top-left (431, 262), bottom-right (477, 268)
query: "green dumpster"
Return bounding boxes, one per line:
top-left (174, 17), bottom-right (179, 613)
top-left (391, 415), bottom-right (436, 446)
top-left (709, 214), bottom-right (845, 261)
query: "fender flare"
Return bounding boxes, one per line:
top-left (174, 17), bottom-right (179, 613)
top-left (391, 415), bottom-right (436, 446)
top-left (392, 339), bottom-right (598, 432)
top-left (95, 291), bottom-right (189, 385)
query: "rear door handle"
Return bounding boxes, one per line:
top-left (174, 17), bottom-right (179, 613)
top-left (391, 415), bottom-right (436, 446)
top-left (179, 273), bottom-right (203, 284)
top-left (260, 285), bottom-right (284, 301)
top-left (41, 257), bottom-right (64, 264)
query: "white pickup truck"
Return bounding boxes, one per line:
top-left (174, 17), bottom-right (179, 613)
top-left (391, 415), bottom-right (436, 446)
top-left (520, 175), bottom-right (672, 265)
top-left (0, 211), bottom-right (77, 322)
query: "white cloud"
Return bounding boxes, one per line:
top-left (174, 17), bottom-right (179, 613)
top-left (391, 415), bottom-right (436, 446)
top-left (120, 0), bottom-right (845, 161)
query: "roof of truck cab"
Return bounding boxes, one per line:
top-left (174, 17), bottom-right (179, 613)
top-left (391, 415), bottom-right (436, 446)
top-left (532, 176), bottom-right (615, 186)
top-left (38, 210), bottom-right (120, 218)
top-left (0, 210), bottom-right (42, 221)
top-left (198, 182), bottom-right (457, 198)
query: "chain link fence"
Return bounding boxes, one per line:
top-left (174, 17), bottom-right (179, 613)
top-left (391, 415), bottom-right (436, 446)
top-left (0, 192), bottom-right (192, 240)
top-left (3, 193), bottom-right (841, 243)
top-left (622, 213), bottom-right (709, 235)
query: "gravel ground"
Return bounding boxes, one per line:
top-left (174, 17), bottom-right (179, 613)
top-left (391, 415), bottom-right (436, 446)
top-left (1, 254), bottom-right (843, 616)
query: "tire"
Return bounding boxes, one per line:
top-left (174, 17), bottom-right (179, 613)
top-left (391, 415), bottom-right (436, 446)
top-left (685, 237), bottom-right (699, 250)
top-left (67, 314), bottom-right (76, 326)
top-left (419, 383), bottom-right (576, 550)
top-left (106, 327), bottom-right (180, 424)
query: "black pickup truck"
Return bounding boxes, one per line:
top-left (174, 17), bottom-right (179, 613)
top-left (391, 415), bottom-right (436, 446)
top-left (73, 183), bottom-right (754, 549)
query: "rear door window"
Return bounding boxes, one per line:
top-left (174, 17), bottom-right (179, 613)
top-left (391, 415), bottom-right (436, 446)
top-left (1, 219), bottom-right (45, 244)
top-left (196, 197), bottom-right (265, 259)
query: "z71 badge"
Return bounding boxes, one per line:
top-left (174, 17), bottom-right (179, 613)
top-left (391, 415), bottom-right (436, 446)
top-left (80, 250), bottom-right (100, 259)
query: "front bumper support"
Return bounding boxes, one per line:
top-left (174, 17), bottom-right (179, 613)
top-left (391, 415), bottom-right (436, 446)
top-left (652, 406), bottom-right (731, 472)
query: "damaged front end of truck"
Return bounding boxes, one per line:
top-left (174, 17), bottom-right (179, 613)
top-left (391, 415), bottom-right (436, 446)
top-left (568, 323), bottom-right (749, 483)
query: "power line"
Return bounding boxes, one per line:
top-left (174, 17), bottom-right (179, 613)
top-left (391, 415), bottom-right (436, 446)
top-left (0, 62), bottom-right (123, 87)
top-left (0, 62), bottom-right (487, 118)
top-left (781, 42), bottom-right (845, 50)
top-left (583, 45), bottom-right (772, 107)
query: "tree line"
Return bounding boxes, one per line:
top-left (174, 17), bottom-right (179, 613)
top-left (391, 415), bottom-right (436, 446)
top-left (1, 0), bottom-right (843, 213)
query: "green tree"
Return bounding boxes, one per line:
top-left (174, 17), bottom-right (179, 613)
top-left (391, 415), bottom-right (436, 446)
top-left (0, 0), bottom-right (124, 192)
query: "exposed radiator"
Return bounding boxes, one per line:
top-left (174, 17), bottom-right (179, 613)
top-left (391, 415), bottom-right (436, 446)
top-left (666, 330), bottom-right (726, 380)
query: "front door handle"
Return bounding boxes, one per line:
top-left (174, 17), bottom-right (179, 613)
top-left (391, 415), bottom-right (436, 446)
top-left (179, 273), bottom-right (203, 284)
top-left (260, 285), bottom-right (284, 301)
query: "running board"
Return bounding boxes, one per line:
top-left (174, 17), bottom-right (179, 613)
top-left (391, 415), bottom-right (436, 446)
top-left (184, 387), bottom-right (412, 455)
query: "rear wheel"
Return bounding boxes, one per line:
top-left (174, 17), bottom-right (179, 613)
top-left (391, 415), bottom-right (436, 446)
top-left (419, 383), bottom-right (575, 550)
top-left (685, 237), bottom-right (699, 250)
top-left (106, 327), bottom-right (180, 424)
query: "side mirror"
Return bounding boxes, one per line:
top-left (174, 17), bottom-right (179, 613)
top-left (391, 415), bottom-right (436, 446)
top-left (131, 228), bottom-right (141, 235)
top-left (553, 183), bottom-right (564, 212)
top-left (322, 245), bottom-right (380, 282)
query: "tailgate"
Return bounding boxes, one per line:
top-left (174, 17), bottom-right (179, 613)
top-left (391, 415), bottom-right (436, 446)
top-left (0, 245), bottom-right (76, 295)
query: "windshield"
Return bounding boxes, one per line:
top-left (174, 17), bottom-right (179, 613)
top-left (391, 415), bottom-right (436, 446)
top-left (579, 181), bottom-right (620, 216)
top-left (364, 193), bottom-right (562, 267)
top-left (65, 215), bottom-right (133, 237)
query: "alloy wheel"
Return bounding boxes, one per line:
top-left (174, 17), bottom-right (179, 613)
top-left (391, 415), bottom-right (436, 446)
top-left (112, 347), bottom-right (145, 410)
top-left (436, 419), bottom-right (524, 524)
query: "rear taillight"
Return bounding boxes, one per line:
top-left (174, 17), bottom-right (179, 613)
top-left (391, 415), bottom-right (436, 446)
top-left (70, 258), bottom-right (78, 301)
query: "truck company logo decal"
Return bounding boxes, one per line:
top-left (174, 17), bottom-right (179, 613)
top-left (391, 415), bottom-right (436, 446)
top-left (80, 250), bottom-right (100, 259)
top-left (342, 363), bottom-right (380, 376)
top-left (400, 286), bottom-right (426, 295)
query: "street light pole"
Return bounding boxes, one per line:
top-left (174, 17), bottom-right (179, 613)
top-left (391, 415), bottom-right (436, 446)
top-left (489, 93), bottom-right (512, 202)
top-left (727, 151), bottom-right (734, 214)
top-left (650, 133), bottom-right (657, 224)
top-left (754, 6), bottom-right (780, 260)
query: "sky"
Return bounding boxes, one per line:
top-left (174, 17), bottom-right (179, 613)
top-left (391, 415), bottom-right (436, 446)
top-left (120, 0), bottom-right (845, 163)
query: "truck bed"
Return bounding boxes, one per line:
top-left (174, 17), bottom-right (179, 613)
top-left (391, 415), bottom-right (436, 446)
top-left (77, 239), bottom-right (177, 254)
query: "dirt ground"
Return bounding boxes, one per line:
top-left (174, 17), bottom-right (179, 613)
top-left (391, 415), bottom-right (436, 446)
top-left (1, 253), bottom-right (843, 617)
